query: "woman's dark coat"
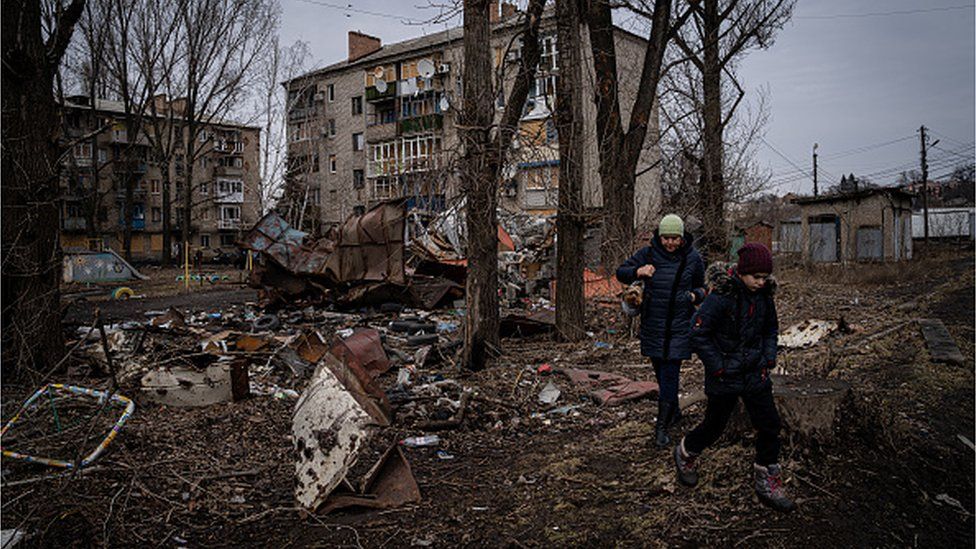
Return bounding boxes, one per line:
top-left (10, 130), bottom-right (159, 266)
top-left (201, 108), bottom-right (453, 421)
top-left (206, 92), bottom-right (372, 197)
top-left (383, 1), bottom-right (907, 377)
top-left (691, 264), bottom-right (779, 396)
top-left (616, 232), bottom-right (706, 361)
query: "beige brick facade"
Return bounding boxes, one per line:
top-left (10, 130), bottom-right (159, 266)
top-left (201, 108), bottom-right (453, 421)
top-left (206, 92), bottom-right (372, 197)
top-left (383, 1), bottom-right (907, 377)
top-left (284, 10), bottom-right (661, 230)
top-left (59, 96), bottom-right (261, 261)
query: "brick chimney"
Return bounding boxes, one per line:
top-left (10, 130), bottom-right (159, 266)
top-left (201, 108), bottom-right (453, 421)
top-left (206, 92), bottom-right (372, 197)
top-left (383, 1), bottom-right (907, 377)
top-left (348, 31), bottom-right (381, 62)
top-left (490, 1), bottom-right (518, 23)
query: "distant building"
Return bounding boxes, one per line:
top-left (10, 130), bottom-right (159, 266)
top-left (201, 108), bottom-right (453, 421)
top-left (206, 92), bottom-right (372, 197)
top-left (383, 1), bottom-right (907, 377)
top-left (730, 221), bottom-right (773, 259)
top-left (792, 188), bottom-right (915, 262)
top-left (58, 95), bottom-right (261, 261)
top-left (282, 2), bottom-right (661, 232)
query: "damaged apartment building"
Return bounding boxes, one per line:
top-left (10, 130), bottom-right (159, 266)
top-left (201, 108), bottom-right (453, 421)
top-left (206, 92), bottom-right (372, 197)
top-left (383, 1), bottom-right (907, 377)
top-left (282, 1), bottom-right (662, 233)
top-left (59, 95), bottom-right (261, 261)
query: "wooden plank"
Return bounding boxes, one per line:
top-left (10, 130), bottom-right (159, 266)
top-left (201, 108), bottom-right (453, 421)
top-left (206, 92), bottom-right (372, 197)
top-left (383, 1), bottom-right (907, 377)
top-left (918, 318), bottom-right (965, 366)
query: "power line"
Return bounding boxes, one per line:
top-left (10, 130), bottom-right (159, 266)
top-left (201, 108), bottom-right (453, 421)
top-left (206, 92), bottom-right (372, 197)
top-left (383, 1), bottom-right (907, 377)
top-left (931, 143), bottom-right (975, 162)
top-left (818, 135), bottom-right (917, 161)
top-left (928, 128), bottom-right (973, 150)
top-left (292, 0), bottom-right (425, 24)
top-left (796, 4), bottom-right (975, 20)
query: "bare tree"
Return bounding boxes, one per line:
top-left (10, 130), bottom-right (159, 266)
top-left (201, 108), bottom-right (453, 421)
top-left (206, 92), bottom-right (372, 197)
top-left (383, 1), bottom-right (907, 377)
top-left (174, 0), bottom-right (278, 262)
top-left (586, 0), bottom-right (692, 270)
top-left (554, 0), bottom-right (586, 340)
top-left (2, 0), bottom-right (85, 378)
top-left (460, 0), bottom-right (546, 370)
top-left (671, 0), bottom-right (794, 258)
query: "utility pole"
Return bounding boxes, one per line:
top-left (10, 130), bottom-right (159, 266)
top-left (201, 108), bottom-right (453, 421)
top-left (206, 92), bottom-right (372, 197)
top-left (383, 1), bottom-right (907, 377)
top-left (920, 125), bottom-right (929, 243)
top-left (812, 143), bottom-right (819, 197)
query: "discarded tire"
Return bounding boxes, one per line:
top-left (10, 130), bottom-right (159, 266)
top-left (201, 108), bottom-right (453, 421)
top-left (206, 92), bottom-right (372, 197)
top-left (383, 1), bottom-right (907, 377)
top-left (379, 302), bottom-right (405, 313)
top-left (389, 320), bottom-right (436, 334)
top-left (112, 287), bottom-right (134, 300)
top-left (252, 314), bottom-right (280, 332)
top-left (406, 334), bottom-right (439, 347)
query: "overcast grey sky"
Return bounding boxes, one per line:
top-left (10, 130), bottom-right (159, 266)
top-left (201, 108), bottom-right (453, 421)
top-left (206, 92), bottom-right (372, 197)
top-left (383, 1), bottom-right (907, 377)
top-left (280, 0), bottom-right (976, 196)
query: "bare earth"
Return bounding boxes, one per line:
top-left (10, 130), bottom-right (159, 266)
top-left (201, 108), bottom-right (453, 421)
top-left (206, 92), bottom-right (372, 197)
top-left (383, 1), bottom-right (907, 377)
top-left (2, 245), bottom-right (973, 547)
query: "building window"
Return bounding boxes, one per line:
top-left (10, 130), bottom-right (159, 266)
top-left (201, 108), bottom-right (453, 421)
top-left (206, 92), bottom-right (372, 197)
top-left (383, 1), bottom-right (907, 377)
top-left (217, 179), bottom-right (243, 196)
top-left (199, 181), bottom-right (209, 195)
top-left (220, 234), bottom-right (236, 246)
top-left (329, 154), bottom-right (337, 173)
top-left (372, 178), bottom-right (397, 201)
top-left (73, 143), bottom-right (93, 159)
top-left (200, 234), bottom-right (211, 248)
top-left (328, 119), bottom-right (336, 137)
top-left (198, 130), bottom-right (208, 143)
top-left (353, 169), bottom-right (365, 189)
top-left (310, 187), bottom-right (321, 205)
top-left (202, 207), bottom-right (211, 220)
top-left (199, 156), bottom-right (209, 168)
top-left (353, 133), bottom-right (364, 151)
top-left (151, 207), bottom-right (162, 222)
top-left (352, 96), bottom-right (363, 115)
top-left (540, 34), bottom-right (558, 71)
top-left (98, 148), bottom-right (108, 163)
top-left (151, 180), bottom-right (161, 194)
top-left (327, 83), bottom-right (335, 102)
top-left (353, 205), bottom-right (366, 216)
top-left (523, 165), bottom-right (559, 190)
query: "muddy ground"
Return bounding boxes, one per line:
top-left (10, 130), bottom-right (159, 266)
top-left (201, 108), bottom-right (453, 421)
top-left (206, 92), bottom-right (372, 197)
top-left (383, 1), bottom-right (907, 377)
top-left (2, 245), bottom-right (973, 547)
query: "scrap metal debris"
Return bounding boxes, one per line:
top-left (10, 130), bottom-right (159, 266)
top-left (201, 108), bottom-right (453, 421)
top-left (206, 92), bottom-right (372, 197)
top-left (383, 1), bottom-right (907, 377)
top-left (778, 319), bottom-right (840, 349)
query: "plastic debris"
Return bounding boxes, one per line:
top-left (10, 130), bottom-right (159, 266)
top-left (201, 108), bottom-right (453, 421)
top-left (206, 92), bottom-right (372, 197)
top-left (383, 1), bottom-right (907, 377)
top-left (401, 435), bottom-right (441, 448)
top-left (538, 381), bottom-right (561, 405)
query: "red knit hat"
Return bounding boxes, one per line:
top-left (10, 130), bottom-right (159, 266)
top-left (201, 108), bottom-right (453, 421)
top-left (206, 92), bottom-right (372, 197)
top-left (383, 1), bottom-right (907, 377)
top-left (737, 242), bottom-right (773, 275)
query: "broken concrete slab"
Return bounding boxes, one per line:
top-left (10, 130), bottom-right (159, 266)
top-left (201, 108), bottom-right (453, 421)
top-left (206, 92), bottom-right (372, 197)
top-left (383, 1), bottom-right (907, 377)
top-left (918, 318), bottom-right (965, 365)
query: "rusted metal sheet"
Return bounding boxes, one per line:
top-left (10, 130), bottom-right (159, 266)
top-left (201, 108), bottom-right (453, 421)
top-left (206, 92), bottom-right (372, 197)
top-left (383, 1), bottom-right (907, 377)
top-left (331, 328), bottom-right (392, 381)
top-left (62, 248), bottom-right (147, 283)
top-left (500, 309), bottom-right (556, 337)
top-left (244, 202), bottom-right (406, 287)
top-left (319, 444), bottom-right (422, 514)
top-left (324, 200), bottom-right (407, 285)
top-left (293, 355), bottom-right (380, 511)
top-left (558, 367), bottom-right (659, 406)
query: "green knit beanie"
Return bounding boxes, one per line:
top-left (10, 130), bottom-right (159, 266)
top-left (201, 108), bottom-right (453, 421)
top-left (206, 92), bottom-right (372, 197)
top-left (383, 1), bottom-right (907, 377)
top-left (658, 214), bottom-right (684, 237)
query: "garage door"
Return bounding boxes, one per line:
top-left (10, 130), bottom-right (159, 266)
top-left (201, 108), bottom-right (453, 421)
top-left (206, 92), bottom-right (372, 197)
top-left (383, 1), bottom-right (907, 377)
top-left (856, 226), bottom-right (882, 261)
top-left (809, 219), bottom-right (838, 262)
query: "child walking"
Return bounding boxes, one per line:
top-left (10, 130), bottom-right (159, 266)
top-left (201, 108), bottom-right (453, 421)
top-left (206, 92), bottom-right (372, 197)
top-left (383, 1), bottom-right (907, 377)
top-left (673, 243), bottom-right (796, 512)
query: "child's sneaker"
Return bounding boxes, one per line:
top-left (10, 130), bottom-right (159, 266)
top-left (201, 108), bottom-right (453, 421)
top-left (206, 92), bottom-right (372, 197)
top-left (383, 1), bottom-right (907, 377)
top-left (753, 463), bottom-right (797, 512)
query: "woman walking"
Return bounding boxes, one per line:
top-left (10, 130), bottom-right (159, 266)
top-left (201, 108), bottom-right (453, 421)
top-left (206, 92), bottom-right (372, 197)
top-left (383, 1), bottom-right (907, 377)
top-left (616, 214), bottom-right (706, 447)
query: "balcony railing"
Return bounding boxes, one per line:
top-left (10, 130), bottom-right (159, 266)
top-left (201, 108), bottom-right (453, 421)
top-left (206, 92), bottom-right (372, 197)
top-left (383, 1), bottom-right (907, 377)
top-left (214, 190), bottom-right (244, 204)
top-left (215, 164), bottom-right (243, 176)
top-left (218, 218), bottom-right (241, 230)
top-left (365, 83), bottom-right (396, 102)
top-left (288, 105), bottom-right (319, 122)
top-left (63, 217), bottom-right (87, 231)
top-left (399, 113), bottom-right (443, 134)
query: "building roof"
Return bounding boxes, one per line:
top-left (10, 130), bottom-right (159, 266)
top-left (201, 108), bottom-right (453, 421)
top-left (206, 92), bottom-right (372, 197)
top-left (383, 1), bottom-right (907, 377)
top-left (792, 187), bottom-right (915, 206)
top-left (62, 96), bottom-right (261, 131)
top-left (285, 9), bottom-right (649, 86)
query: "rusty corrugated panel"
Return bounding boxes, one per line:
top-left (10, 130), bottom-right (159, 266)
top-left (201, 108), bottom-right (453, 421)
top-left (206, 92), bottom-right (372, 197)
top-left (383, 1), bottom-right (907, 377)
top-left (330, 328), bottom-right (391, 381)
top-left (324, 200), bottom-right (406, 284)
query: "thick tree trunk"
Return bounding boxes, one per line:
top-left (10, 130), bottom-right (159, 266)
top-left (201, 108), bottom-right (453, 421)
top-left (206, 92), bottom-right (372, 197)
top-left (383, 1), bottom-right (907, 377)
top-left (162, 173), bottom-right (172, 265)
top-left (460, 0), bottom-right (499, 370)
top-left (1, 0), bottom-right (83, 379)
top-left (699, 0), bottom-right (726, 261)
top-left (554, 0), bottom-right (586, 341)
top-left (587, 0), bottom-right (628, 270)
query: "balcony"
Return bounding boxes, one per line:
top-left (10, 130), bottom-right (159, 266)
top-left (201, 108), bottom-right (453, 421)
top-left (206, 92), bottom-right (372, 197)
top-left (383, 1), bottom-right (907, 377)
top-left (288, 105), bottom-right (319, 122)
top-left (399, 113), bottom-right (443, 135)
top-left (365, 121), bottom-right (397, 142)
top-left (215, 164), bottom-right (243, 176)
top-left (118, 218), bottom-right (146, 230)
top-left (365, 83), bottom-right (396, 102)
top-left (218, 218), bottom-right (241, 230)
top-left (62, 217), bottom-right (87, 231)
top-left (214, 188), bottom-right (244, 204)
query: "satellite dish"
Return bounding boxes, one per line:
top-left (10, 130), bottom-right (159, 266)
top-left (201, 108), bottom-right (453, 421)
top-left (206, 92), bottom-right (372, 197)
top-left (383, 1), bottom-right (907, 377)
top-left (373, 66), bottom-right (385, 79)
top-left (439, 96), bottom-right (450, 112)
top-left (417, 58), bottom-right (435, 78)
top-left (375, 79), bottom-right (388, 93)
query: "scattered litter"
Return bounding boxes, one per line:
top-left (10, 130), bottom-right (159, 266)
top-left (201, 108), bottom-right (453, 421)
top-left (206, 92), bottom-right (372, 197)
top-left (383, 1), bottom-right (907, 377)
top-left (558, 368), bottom-right (658, 406)
top-left (957, 434), bottom-right (975, 452)
top-left (594, 341), bottom-right (612, 350)
top-left (934, 493), bottom-right (971, 516)
top-left (538, 381), bottom-right (561, 405)
top-left (537, 363), bottom-right (553, 375)
top-left (401, 435), bottom-right (441, 448)
top-left (436, 450), bottom-right (455, 460)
